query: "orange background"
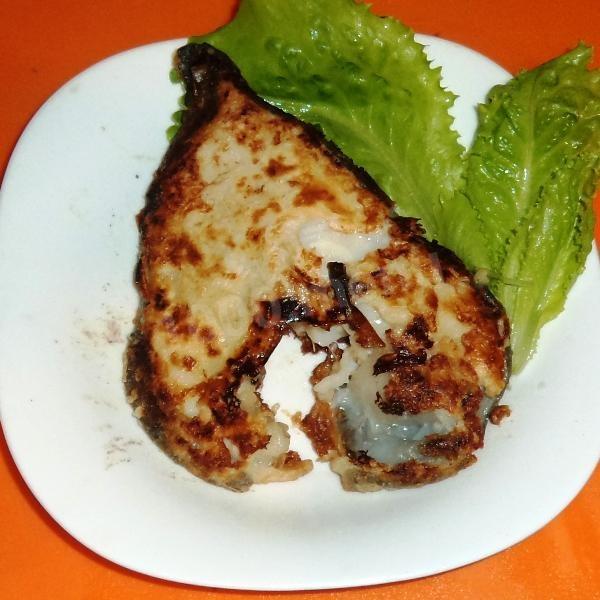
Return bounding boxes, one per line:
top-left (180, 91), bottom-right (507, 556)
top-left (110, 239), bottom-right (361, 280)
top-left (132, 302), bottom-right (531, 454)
top-left (0, 1), bottom-right (598, 598)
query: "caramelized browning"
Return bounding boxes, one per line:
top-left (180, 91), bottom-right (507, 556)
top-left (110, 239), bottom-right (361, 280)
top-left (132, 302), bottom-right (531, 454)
top-left (301, 401), bottom-right (339, 458)
top-left (126, 43), bottom-right (510, 492)
top-left (489, 404), bottom-right (512, 425)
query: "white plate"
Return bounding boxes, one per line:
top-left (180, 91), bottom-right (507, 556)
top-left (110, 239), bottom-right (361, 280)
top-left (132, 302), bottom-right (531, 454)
top-left (0, 36), bottom-right (599, 591)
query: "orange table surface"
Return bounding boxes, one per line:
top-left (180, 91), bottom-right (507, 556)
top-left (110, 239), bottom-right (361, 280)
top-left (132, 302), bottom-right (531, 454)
top-left (1, 1), bottom-right (599, 598)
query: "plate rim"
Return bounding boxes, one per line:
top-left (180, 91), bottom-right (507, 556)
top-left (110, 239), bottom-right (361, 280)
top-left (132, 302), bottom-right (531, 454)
top-left (0, 35), bottom-right (598, 591)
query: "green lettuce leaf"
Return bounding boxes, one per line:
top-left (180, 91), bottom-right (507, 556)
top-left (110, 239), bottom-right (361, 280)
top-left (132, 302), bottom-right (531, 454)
top-left (465, 45), bottom-right (600, 371)
top-left (191, 0), bottom-right (488, 265)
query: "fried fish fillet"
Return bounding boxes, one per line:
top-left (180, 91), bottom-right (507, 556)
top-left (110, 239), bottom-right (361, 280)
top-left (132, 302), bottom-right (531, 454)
top-left (126, 43), bottom-right (510, 492)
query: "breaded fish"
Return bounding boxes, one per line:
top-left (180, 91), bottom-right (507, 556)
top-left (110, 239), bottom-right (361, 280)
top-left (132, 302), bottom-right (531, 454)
top-left (126, 43), bottom-right (510, 491)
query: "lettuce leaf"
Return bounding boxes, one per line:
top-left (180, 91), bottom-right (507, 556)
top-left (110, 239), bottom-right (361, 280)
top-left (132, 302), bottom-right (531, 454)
top-left (192, 0), bottom-right (488, 265)
top-left (465, 45), bottom-right (600, 371)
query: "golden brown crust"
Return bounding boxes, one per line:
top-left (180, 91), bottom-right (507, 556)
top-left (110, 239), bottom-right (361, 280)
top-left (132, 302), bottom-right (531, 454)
top-left (300, 401), bottom-right (340, 458)
top-left (127, 43), bottom-right (510, 492)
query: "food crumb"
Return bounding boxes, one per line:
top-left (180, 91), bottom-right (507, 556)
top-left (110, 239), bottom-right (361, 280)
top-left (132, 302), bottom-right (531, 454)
top-left (489, 404), bottom-right (511, 425)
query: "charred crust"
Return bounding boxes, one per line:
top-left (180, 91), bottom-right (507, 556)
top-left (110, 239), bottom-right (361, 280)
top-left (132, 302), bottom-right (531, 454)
top-left (343, 457), bottom-right (447, 488)
top-left (327, 262), bottom-right (353, 318)
top-left (415, 238), bottom-right (512, 390)
top-left (301, 401), bottom-right (338, 457)
top-left (422, 238), bottom-right (469, 282)
top-left (281, 450), bottom-right (304, 468)
top-left (226, 319), bottom-right (284, 380)
top-left (423, 237), bottom-right (511, 373)
top-left (231, 431), bottom-right (270, 458)
top-left (379, 351), bottom-right (483, 416)
top-left (461, 391), bottom-right (481, 412)
top-left (297, 333), bottom-right (319, 354)
top-left (419, 431), bottom-right (472, 461)
top-left (377, 367), bottom-right (433, 415)
top-left (255, 298), bottom-right (317, 326)
top-left (373, 348), bottom-right (427, 375)
top-left (153, 289), bottom-right (169, 310)
top-left (125, 331), bottom-right (165, 442)
top-left (212, 386), bottom-right (242, 424)
top-left (476, 285), bottom-right (506, 320)
top-left (188, 444), bottom-right (232, 471)
top-left (185, 418), bottom-right (216, 439)
top-left (310, 345), bottom-right (343, 385)
top-left (349, 307), bottom-right (386, 348)
top-left (404, 316), bottom-right (433, 349)
top-left (291, 266), bottom-right (329, 294)
top-left (277, 297), bottom-right (316, 323)
top-left (134, 258), bottom-right (143, 287)
top-left (162, 304), bottom-right (197, 337)
top-left (327, 261), bottom-right (384, 347)
top-left (390, 215), bottom-right (424, 237)
top-left (386, 460), bottom-right (442, 485)
top-left (163, 235), bottom-right (203, 266)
